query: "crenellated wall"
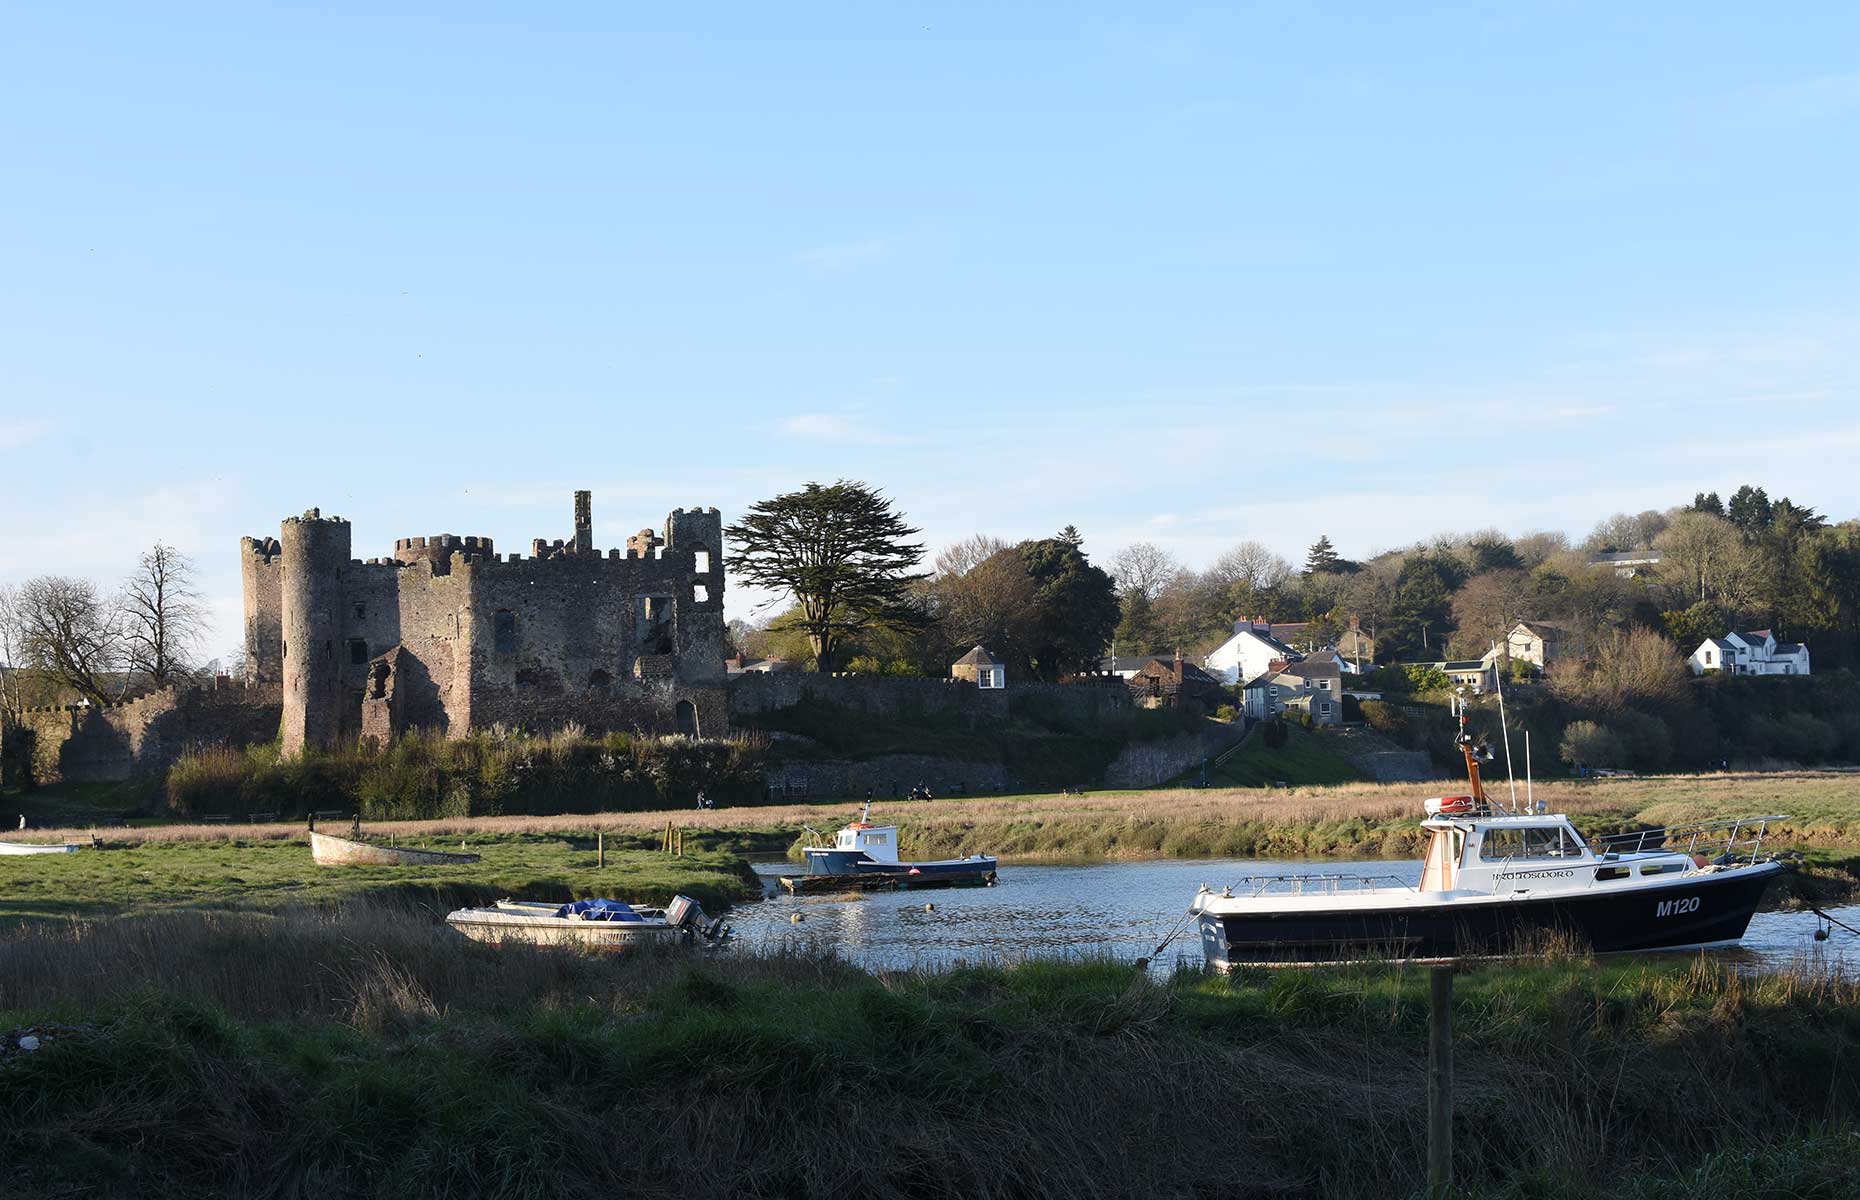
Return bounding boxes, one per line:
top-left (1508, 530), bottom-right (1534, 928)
top-left (9, 681), bottom-right (282, 786)
top-left (248, 496), bottom-right (728, 752)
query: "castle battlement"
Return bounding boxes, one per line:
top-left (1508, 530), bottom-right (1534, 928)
top-left (246, 490), bottom-right (727, 756)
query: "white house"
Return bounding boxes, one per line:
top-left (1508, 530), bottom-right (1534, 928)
top-left (1204, 620), bottom-right (1301, 686)
top-left (1689, 630), bottom-right (1810, 677)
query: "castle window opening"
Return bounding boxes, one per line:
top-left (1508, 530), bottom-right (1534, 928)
top-left (493, 610), bottom-right (516, 654)
top-left (694, 550), bottom-right (710, 573)
top-left (589, 669), bottom-right (612, 691)
top-left (348, 639), bottom-right (368, 665)
top-left (693, 584), bottom-right (709, 603)
top-left (675, 699), bottom-right (698, 736)
top-left (353, 603), bottom-right (365, 620)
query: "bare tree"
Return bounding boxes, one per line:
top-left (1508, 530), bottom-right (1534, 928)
top-left (933, 538), bottom-right (1040, 662)
top-left (10, 576), bottom-right (125, 707)
top-left (1206, 541), bottom-right (1293, 594)
top-left (1109, 542), bottom-right (1182, 601)
top-left (123, 543), bottom-right (206, 687)
top-left (0, 583), bottom-right (23, 717)
top-left (934, 534), bottom-right (1013, 579)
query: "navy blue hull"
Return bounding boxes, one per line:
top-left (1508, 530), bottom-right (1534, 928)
top-left (852, 856), bottom-right (998, 879)
top-left (1206, 864), bottom-right (1783, 964)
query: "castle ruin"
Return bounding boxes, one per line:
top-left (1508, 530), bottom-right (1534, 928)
top-left (241, 492), bottom-right (727, 755)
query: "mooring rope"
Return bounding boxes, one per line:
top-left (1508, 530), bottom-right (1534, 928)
top-left (1136, 906), bottom-right (1201, 969)
top-left (1810, 907), bottom-right (1860, 940)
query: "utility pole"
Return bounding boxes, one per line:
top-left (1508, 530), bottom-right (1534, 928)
top-left (1428, 965), bottom-right (1454, 1197)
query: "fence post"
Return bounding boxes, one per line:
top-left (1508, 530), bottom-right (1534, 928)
top-left (1428, 964), bottom-right (1454, 1197)
top-left (597, 830), bottom-right (605, 868)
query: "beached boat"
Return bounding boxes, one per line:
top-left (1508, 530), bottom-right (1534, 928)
top-left (784, 805), bottom-right (998, 892)
top-left (1190, 697), bottom-right (1787, 967)
top-left (445, 895), bottom-right (726, 948)
top-left (309, 830), bottom-right (482, 867)
top-left (0, 840), bottom-right (80, 856)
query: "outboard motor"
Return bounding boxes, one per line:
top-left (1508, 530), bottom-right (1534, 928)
top-left (665, 894), bottom-right (729, 943)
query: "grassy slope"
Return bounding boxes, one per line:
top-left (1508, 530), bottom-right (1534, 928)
top-left (0, 832), bottom-right (760, 922)
top-left (4, 903), bottom-right (1860, 1199)
top-left (1196, 723), bottom-right (1368, 788)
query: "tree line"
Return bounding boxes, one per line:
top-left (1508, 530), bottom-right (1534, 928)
top-left (0, 544), bottom-right (213, 715)
top-left (726, 479), bottom-right (1860, 691)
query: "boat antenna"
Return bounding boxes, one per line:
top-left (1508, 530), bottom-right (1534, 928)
top-left (859, 799), bottom-right (871, 824)
top-left (1492, 644), bottom-right (1519, 814)
top-left (1452, 689), bottom-right (1489, 809)
top-left (1525, 729), bottom-right (1535, 812)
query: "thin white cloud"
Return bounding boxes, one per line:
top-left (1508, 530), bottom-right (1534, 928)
top-left (792, 239), bottom-right (890, 268)
top-left (778, 413), bottom-right (904, 444)
top-left (0, 420), bottom-right (52, 450)
top-left (1723, 71), bottom-right (1860, 129)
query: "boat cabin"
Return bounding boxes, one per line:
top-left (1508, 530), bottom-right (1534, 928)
top-left (832, 821), bottom-right (900, 864)
top-left (1418, 805), bottom-right (1692, 895)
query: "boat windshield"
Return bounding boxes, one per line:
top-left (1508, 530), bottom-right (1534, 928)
top-left (1478, 825), bottom-right (1585, 861)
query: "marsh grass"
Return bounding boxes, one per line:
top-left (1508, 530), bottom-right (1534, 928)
top-left (4, 900), bottom-right (1860, 1198)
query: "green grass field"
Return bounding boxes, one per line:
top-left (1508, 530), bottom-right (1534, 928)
top-left (0, 831), bottom-right (759, 923)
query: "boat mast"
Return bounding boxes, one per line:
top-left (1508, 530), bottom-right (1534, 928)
top-left (1453, 692), bottom-right (1489, 808)
top-left (1492, 644), bottom-right (1519, 814)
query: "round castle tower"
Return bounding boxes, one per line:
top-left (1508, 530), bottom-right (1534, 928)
top-left (280, 509), bottom-right (351, 758)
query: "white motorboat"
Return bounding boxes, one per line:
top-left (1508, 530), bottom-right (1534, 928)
top-left (1191, 698), bottom-right (1787, 967)
top-left (445, 895), bottom-right (726, 949)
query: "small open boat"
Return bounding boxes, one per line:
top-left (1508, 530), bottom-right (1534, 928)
top-left (446, 895), bottom-right (726, 949)
top-left (0, 840), bottom-right (80, 856)
top-left (783, 804), bottom-right (997, 892)
top-left (309, 830), bottom-right (481, 867)
top-left (1190, 696), bottom-right (1787, 967)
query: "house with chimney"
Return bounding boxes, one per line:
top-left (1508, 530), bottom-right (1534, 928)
top-left (1240, 653), bottom-right (1343, 725)
top-left (1204, 619), bottom-right (1302, 686)
top-left (1120, 650), bottom-right (1226, 711)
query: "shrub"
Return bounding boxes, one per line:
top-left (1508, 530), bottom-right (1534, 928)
top-left (1403, 665), bottom-right (1451, 693)
top-left (1559, 720), bottom-right (1625, 769)
top-left (1214, 704), bottom-right (1238, 723)
top-left (1360, 700), bottom-right (1408, 740)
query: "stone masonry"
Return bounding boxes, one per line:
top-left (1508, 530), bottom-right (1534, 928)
top-left (241, 492), bottom-right (728, 756)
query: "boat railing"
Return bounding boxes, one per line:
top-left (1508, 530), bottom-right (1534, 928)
top-left (1224, 872), bottom-right (1417, 899)
top-left (1594, 815), bottom-right (1787, 862)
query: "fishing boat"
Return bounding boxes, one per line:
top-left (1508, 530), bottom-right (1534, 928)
top-left (0, 840), bottom-right (80, 856)
top-left (445, 895), bottom-right (726, 948)
top-left (309, 829), bottom-right (481, 867)
top-left (784, 804), bottom-right (997, 892)
top-left (1190, 694), bottom-right (1788, 967)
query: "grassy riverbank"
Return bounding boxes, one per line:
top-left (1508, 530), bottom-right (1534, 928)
top-left (0, 829), bottom-right (761, 923)
top-left (4, 900), bottom-right (1860, 1198)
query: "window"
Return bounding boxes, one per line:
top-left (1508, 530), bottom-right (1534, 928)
top-left (1480, 826), bottom-right (1583, 861)
top-left (694, 550), bottom-right (710, 573)
top-left (353, 603), bottom-right (366, 620)
top-left (493, 610), bottom-right (516, 654)
top-left (348, 639), bottom-right (368, 665)
top-left (1317, 680), bottom-right (1331, 690)
top-left (1269, 685), bottom-right (1279, 697)
top-left (1320, 702), bottom-right (1331, 715)
top-left (693, 584), bottom-right (709, 603)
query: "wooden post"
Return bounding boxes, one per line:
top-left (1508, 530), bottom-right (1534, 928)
top-left (597, 830), bottom-right (605, 868)
top-left (1427, 965), bottom-right (1454, 1197)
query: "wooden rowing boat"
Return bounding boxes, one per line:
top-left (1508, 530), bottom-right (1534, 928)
top-left (0, 840), bottom-right (80, 856)
top-left (309, 830), bottom-right (481, 867)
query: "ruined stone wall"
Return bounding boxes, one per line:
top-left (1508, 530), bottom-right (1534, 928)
top-left (239, 538), bottom-right (282, 683)
top-left (1099, 721), bottom-right (1249, 789)
top-left (16, 682), bottom-right (282, 786)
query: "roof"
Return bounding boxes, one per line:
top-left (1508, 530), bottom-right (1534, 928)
top-left (953, 645), bottom-right (1002, 667)
top-left (1705, 638), bottom-right (1736, 651)
top-left (1100, 654), bottom-right (1173, 673)
top-left (1775, 643), bottom-right (1806, 655)
top-left (1438, 660), bottom-right (1490, 671)
top-left (1588, 550), bottom-right (1663, 564)
top-left (1737, 629), bottom-right (1773, 642)
top-left (1217, 628), bottom-right (1298, 657)
top-left (1510, 619), bottom-right (1569, 636)
top-left (1281, 658), bottom-right (1341, 680)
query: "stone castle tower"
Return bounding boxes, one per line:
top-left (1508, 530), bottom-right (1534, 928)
top-left (241, 492), bottom-right (726, 755)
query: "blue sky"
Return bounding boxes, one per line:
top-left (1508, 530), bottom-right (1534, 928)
top-left (3, 3), bottom-right (1856, 661)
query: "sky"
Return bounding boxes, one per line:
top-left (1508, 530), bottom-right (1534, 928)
top-left (2, 3), bottom-right (1857, 662)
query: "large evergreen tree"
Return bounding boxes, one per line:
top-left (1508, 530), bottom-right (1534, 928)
top-left (1019, 533), bottom-right (1119, 680)
top-left (1303, 535), bottom-right (1342, 575)
top-left (1726, 485), bottom-right (1772, 536)
top-left (725, 481), bottom-right (927, 674)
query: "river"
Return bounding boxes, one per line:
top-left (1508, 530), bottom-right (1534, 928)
top-left (729, 857), bottom-right (1860, 975)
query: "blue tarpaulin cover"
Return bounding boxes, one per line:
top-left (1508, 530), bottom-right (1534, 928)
top-left (554, 899), bottom-right (643, 922)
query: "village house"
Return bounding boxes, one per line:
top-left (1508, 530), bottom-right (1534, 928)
top-left (1689, 630), bottom-right (1811, 677)
top-left (1119, 651), bottom-right (1225, 711)
top-left (1501, 620), bottom-right (1575, 670)
top-left (1241, 655), bottom-right (1343, 725)
top-left (1404, 657), bottom-right (1500, 693)
top-left (1204, 619), bottom-right (1302, 686)
top-left (1588, 549), bottom-right (1663, 577)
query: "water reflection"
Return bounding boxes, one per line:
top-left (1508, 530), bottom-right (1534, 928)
top-left (729, 858), bottom-right (1860, 975)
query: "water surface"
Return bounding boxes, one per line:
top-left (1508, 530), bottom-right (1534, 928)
top-left (729, 857), bottom-right (1860, 975)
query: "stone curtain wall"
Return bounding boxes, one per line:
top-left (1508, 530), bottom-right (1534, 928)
top-left (15, 682), bottom-right (282, 786)
top-left (728, 674), bottom-right (1128, 724)
top-left (1100, 721), bottom-right (1249, 789)
top-left (762, 754), bottom-right (1009, 800)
